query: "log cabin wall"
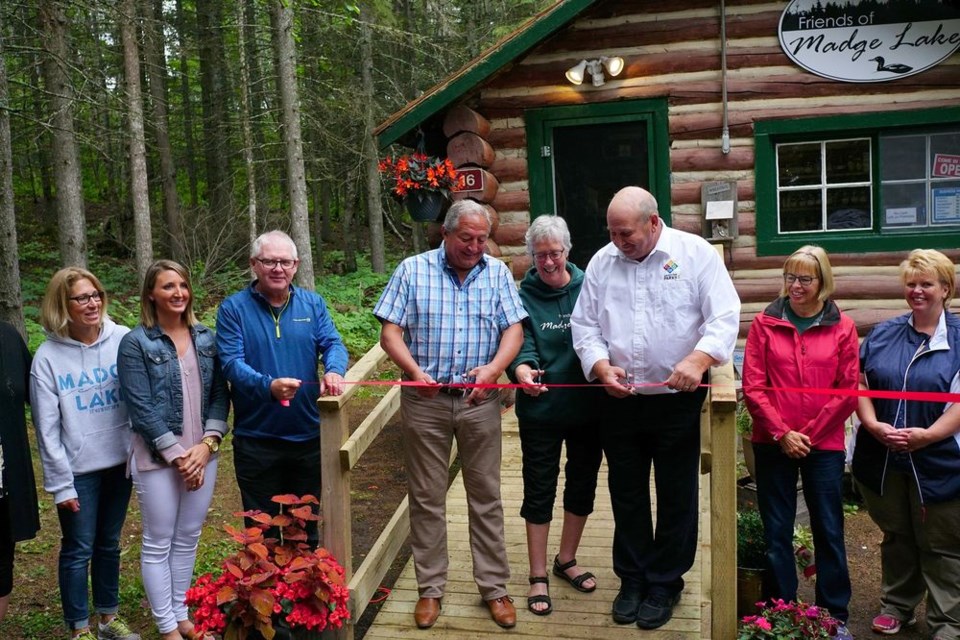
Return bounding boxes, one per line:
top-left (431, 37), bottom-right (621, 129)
top-left (451, 0), bottom-right (960, 339)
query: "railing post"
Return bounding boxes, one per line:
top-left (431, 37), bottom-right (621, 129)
top-left (710, 362), bottom-right (738, 639)
top-left (319, 398), bottom-right (352, 640)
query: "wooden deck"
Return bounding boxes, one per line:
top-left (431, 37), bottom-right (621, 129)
top-left (362, 407), bottom-right (713, 639)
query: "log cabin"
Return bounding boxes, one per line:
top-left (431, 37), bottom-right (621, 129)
top-left (375, 0), bottom-right (960, 342)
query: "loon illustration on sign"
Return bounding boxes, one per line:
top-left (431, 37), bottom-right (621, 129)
top-left (778, 0), bottom-right (960, 83)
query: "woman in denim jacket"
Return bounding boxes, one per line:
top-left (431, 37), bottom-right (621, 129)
top-left (118, 260), bottom-right (229, 640)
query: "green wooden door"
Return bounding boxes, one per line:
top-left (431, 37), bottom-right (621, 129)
top-left (526, 100), bottom-right (671, 267)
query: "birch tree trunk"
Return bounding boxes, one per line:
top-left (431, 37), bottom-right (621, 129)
top-left (121, 0), bottom-right (154, 281)
top-left (0, 32), bottom-right (25, 336)
top-left (39, 0), bottom-right (87, 268)
top-left (236, 0), bottom-right (258, 249)
top-left (360, 4), bottom-right (385, 273)
top-left (342, 167), bottom-right (358, 274)
top-left (270, 0), bottom-right (315, 289)
top-left (242, 0), bottom-right (270, 223)
top-left (143, 0), bottom-right (183, 261)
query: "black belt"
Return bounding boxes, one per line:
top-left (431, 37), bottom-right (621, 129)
top-left (438, 385), bottom-right (467, 397)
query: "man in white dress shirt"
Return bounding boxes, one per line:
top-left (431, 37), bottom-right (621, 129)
top-left (571, 186), bottom-right (740, 629)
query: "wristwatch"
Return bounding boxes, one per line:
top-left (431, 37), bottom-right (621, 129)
top-left (202, 436), bottom-right (220, 454)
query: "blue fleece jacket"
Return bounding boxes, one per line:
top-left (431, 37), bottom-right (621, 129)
top-left (216, 282), bottom-right (348, 441)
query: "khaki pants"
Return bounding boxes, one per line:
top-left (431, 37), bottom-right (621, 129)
top-left (859, 471), bottom-right (960, 638)
top-left (400, 388), bottom-right (509, 601)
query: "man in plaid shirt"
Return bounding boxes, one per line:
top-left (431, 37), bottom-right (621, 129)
top-left (374, 199), bottom-right (527, 630)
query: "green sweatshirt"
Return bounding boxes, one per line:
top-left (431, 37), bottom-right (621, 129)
top-left (507, 262), bottom-right (602, 426)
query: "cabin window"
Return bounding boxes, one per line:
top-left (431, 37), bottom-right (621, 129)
top-left (776, 139), bottom-right (872, 233)
top-left (879, 132), bottom-right (960, 229)
top-left (755, 107), bottom-right (960, 256)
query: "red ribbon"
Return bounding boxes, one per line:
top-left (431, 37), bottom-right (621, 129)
top-left (317, 379), bottom-right (960, 404)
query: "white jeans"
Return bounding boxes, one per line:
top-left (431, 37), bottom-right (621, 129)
top-left (131, 456), bottom-right (218, 634)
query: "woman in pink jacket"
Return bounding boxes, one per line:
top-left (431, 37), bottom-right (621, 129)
top-left (743, 245), bottom-right (859, 636)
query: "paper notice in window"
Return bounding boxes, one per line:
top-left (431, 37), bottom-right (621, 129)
top-left (885, 207), bottom-right (917, 225)
top-left (933, 188), bottom-right (960, 223)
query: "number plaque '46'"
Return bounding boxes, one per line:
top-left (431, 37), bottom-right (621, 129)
top-left (457, 167), bottom-right (484, 192)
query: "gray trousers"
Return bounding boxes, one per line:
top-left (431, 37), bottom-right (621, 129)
top-left (859, 471), bottom-right (960, 639)
top-left (400, 388), bottom-right (509, 601)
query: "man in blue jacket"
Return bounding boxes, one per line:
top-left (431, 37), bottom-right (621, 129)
top-left (217, 230), bottom-right (348, 546)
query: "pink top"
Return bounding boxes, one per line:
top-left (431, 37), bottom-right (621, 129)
top-left (131, 342), bottom-right (211, 471)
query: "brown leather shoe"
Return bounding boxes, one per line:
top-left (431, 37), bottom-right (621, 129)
top-left (414, 597), bottom-right (441, 629)
top-left (487, 596), bottom-right (516, 628)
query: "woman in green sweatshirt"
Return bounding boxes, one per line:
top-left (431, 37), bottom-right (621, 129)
top-left (507, 215), bottom-right (604, 616)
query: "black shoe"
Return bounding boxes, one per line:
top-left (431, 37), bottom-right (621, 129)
top-left (636, 590), bottom-right (681, 629)
top-left (612, 586), bottom-right (644, 624)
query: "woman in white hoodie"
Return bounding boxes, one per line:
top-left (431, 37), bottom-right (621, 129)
top-left (30, 267), bottom-right (140, 640)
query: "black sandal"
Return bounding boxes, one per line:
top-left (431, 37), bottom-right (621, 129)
top-left (527, 576), bottom-right (552, 616)
top-left (553, 555), bottom-right (597, 593)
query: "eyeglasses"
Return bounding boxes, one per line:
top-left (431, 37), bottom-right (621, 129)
top-left (783, 273), bottom-right (818, 287)
top-left (533, 250), bottom-right (565, 263)
top-left (255, 258), bottom-right (297, 270)
top-left (68, 291), bottom-right (104, 305)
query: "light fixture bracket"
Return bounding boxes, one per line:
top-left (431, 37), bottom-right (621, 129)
top-left (565, 55), bottom-right (625, 87)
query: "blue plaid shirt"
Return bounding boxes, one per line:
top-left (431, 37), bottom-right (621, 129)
top-left (373, 245), bottom-right (527, 384)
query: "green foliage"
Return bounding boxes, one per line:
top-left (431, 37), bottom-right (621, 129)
top-left (194, 536), bottom-right (242, 578)
top-left (737, 508), bottom-right (767, 570)
top-left (316, 252), bottom-right (393, 358)
top-left (737, 402), bottom-right (753, 436)
top-left (5, 609), bottom-right (62, 637)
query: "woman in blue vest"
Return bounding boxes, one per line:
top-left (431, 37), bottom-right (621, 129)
top-left (853, 249), bottom-right (960, 638)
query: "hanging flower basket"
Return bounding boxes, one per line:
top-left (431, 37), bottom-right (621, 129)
top-left (378, 152), bottom-right (458, 222)
top-left (404, 189), bottom-right (448, 222)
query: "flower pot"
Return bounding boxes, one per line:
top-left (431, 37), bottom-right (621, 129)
top-left (404, 190), bottom-right (448, 222)
top-left (737, 566), bottom-right (767, 617)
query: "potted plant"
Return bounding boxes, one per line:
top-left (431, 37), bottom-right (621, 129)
top-left (738, 598), bottom-right (840, 639)
top-left (378, 152), bottom-right (459, 221)
top-left (737, 508), bottom-right (768, 616)
top-left (185, 494), bottom-right (350, 640)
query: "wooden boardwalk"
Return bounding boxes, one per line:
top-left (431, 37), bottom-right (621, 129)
top-left (362, 407), bottom-right (712, 639)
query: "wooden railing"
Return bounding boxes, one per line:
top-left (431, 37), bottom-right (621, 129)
top-left (317, 343), bottom-right (459, 640)
top-left (319, 343), bottom-right (739, 639)
top-left (701, 361), bottom-right (738, 639)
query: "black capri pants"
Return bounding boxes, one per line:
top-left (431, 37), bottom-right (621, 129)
top-left (519, 421), bottom-right (603, 524)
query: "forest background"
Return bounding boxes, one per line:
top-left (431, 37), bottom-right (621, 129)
top-left (0, 0), bottom-right (554, 345)
top-left (0, 1), bottom-right (553, 638)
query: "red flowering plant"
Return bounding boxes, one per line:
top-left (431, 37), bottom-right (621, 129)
top-left (738, 599), bottom-right (840, 639)
top-left (378, 152), bottom-right (459, 200)
top-left (185, 495), bottom-right (350, 639)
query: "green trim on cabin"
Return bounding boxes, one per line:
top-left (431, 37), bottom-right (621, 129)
top-left (755, 106), bottom-right (960, 257)
top-left (376, 0), bottom-right (599, 149)
top-left (525, 99), bottom-right (673, 221)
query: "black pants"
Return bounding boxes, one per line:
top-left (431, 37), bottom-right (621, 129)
top-left (602, 389), bottom-right (706, 596)
top-left (519, 420), bottom-right (603, 524)
top-left (233, 435), bottom-right (322, 547)
top-left (0, 495), bottom-right (12, 597)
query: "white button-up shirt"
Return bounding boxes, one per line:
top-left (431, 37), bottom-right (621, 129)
top-left (571, 225), bottom-right (741, 394)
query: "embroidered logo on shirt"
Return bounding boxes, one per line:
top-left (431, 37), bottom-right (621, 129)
top-left (293, 317), bottom-right (312, 322)
top-left (663, 259), bottom-right (681, 279)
